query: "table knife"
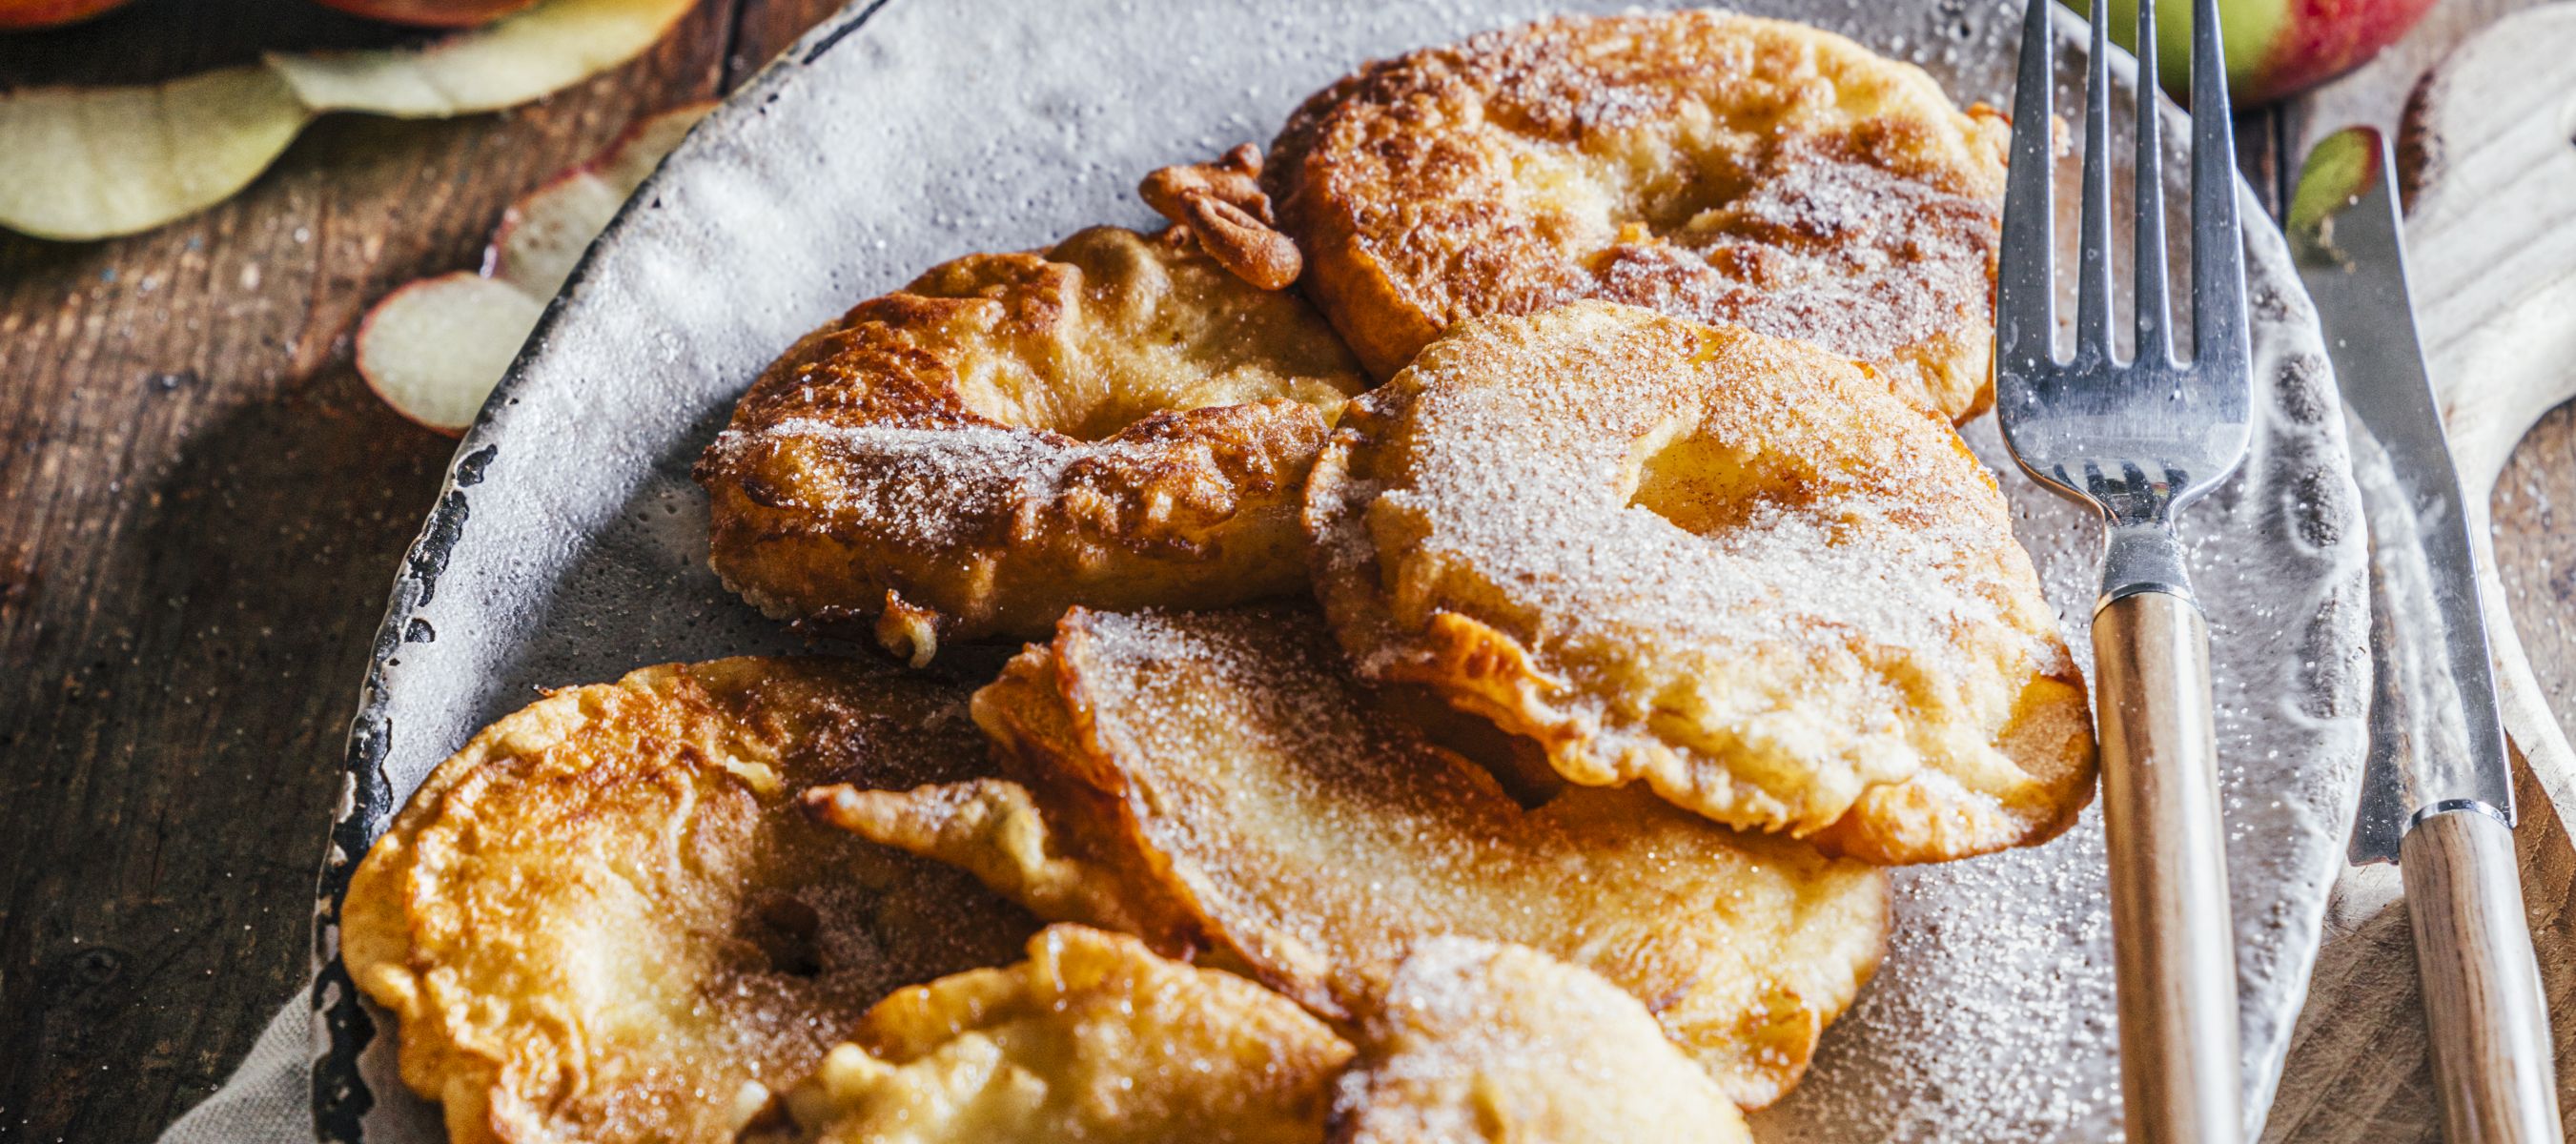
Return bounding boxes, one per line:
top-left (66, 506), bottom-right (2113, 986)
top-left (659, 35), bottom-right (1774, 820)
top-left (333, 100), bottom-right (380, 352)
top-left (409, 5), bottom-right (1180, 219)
top-left (2289, 125), bottom-right (2565, 1144)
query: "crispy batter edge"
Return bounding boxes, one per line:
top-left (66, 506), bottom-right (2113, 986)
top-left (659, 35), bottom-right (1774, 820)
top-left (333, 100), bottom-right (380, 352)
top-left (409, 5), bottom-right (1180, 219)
top-left (694, 226), bottom-right (1364, 654)
top-left (1301, 308), bottom-right (2098, 865)
top-left (1267, 11), bottom-right (2010, 407)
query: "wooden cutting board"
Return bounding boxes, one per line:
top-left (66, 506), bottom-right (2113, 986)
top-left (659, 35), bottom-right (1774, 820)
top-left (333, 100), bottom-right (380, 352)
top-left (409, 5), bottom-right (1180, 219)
top-left (2263, 7), bottom-right (2576, 1140)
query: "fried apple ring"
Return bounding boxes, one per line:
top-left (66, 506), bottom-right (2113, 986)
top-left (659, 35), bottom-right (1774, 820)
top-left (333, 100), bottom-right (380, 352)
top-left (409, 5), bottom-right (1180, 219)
top-left (806, 604), bottom-right (1888, 1108)
top-left (762, 925), bottom-right (1352, 1144)
top-left (1264, 10), bottom-right (2010, 419)
top-left (1301, 303), bottom-right (2096, 865)
top-left (1329, 939), bottom-right (1751, 1144)
top-left (695, 225), bottom-right (1369, 664)
top-left (340, 658), bottom-right (1034, 1144)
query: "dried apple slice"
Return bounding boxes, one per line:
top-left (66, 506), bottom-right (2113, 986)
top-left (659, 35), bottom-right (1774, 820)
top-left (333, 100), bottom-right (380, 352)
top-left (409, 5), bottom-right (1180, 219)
top-left (358, 275), bottom-right (548, 434)
top-left (358, 101), bottom-right (710, 433)
top-left (491, 102), bottom-right (705, 287)
top-left (0, 0), bottom-right (694, 241)
top-left (0, 67), bottom-right (309, 241)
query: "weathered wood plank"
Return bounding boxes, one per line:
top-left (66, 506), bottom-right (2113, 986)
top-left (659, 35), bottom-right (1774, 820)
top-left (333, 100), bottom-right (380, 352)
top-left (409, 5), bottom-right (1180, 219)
top-left (0, 2), bottom-right (841, 1139)
top-left (2230, 108), bottom-right (2283, 220)
top-left (2259, 0), bottom-right (2576, 1137)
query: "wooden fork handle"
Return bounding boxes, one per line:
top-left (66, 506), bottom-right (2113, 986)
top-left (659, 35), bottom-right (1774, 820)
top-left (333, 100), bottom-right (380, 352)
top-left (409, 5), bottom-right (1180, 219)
top-left (2094, 589), bottom-right (2245, 1144)
top-left (2402, 805), bottom-right (2565, 1144)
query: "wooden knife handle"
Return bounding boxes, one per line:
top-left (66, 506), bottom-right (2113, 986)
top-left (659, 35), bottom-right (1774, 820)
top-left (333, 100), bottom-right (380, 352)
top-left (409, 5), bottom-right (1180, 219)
top-left (2402, 806), bottom-right (2565, 1144)
top-left (2093, 589), bottom-right (2244, 1144)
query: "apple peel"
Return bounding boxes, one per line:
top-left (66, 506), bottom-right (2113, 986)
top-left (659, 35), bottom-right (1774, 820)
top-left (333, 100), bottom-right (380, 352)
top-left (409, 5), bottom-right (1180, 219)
top-left (491, 101), bottom-right (703, 287)
top-left (358, 101), bottom-right (710, 435)
top-left (0, 0), bottom-right (139, 31)
top-left (306, 0), bottom-right (542, 31)
top-left (0, 0), bottom-right (694, 241)
top-left (358, 275), bottom-right (548, 434)
top-left (269, 0), bottom-right (696, 118)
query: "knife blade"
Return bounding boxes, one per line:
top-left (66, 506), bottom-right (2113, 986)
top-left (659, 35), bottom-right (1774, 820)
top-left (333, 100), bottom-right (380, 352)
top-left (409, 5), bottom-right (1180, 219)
top-left (2292, 126), bottom-right (2562, 1144)
top-left (2287, 125), bottom-right (2513, 866)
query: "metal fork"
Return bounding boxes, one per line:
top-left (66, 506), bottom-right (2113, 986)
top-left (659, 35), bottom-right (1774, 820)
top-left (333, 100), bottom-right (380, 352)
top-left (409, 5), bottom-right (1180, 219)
top-left (1994, 2), bottom-right (2255, 1141)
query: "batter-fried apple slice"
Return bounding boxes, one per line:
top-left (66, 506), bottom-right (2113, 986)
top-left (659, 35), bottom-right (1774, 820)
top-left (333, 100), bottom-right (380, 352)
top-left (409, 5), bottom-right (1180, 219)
top-left (807, 604), bottom-right (1889, 1108)
top-left (1301, 303), bottom-right (2097, 865)
top-left (342, 658), bottom-right (1033, 1144)
top-left (761, 924), bottom-right (1352, 1143)
top-left (1329, 938), bottom-right (1752, 1144)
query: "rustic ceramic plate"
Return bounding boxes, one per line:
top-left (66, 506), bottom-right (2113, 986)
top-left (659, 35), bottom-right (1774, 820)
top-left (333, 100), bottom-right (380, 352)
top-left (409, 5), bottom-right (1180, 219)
top-left (311, 1), bottom-right (2371, 1140)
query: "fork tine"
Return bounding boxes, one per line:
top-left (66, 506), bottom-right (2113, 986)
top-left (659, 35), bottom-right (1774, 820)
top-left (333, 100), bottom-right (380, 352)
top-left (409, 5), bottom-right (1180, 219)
top-left (2132, 0), bottom-right (2171, 367)
top-left (2074, 4), bottom-right (2115, 365)
top-left (2189, 0), bottom-right (2248, 371)
top-left (1996, 0), bottom-right (2057, 371)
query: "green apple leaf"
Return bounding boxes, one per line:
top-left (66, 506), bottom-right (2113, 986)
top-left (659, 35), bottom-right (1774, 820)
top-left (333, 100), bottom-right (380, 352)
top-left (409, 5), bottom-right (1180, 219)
top-left (2284, 126), bottom-right (2379, 241)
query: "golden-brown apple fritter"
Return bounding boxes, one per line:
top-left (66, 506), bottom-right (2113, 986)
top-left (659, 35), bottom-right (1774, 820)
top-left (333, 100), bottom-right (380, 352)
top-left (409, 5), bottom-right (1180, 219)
top-left (695, 225), bottom-right (1367, 664)
top-left (806, 604), bottom-right (1888, 1108)
top-left (1301, 303), bottom-right (2097, 865)
top-left (339, 658), bottom-right (1034, 1144)
top-left (1328, 939), bottom-right (1752, 1144)
top-left (762, 925), bottom-right (1353, 1144)
top-left (1263, 10), bottom-right (2010, 418)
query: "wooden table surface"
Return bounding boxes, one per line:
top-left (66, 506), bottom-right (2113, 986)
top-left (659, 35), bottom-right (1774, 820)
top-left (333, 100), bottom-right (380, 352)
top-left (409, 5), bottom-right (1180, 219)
top-left (0, 2), bottom-right (2567, 1141)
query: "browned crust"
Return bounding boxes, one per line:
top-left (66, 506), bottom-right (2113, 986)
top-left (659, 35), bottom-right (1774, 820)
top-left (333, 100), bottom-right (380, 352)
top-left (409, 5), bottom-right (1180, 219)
top-left (966, 635), bottom-right (1224, 957)
top-left (341, 658), bottom-right (1032, 1144)
top-left (693, 225), bottom-right (1367, 660)
top-left (1804, 668), bottom-right (2100, 861)
top-left (1402, 603), bottom-right (2101, 864)
top-left (1326, 940), bottom-right (1754, 1144)
top-left (864, 603), bottom-right (1891, 1109)
top-left (1264, 11), bottom-right (2010, 419)
top-left (780, 925), bottom-right (1355, 1140)
top-left (1140, 143), bottom-right (1304, 291)
top-left (1301, 303), bottom-right (2098, 866)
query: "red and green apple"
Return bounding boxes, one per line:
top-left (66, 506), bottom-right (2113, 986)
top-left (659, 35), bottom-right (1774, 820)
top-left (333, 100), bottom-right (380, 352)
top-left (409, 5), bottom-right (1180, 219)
top-left (2087, 0), bottom-right (2438, 108)
top-left (0, 0), bottom-right (134, 31)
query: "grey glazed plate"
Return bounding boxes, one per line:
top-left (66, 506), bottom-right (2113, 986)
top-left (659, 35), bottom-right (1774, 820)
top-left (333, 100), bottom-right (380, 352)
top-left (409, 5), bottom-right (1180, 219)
top-left (311, 1), bottom-right (2371, 1140)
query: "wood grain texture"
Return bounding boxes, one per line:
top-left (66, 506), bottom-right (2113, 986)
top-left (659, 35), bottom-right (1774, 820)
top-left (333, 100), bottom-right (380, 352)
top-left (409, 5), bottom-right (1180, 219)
top-left (2268, 751), bottom-right (2576, 1142)
top-left (0, 2), bottom-right (843, 1141)
top-left (2402, 807), bottom-right (2564, 1143)
top-left (2397, 1), bottom-right (2576, 806)
top-left (2094, 589), bottom-right (2245, 1144)
top-left (2228, 107), bottom-right (2284, 219)
top-left (2262, 3), bottom-right (2576, 1139)
top-left (0, 2), bottom-right (2566, 1143)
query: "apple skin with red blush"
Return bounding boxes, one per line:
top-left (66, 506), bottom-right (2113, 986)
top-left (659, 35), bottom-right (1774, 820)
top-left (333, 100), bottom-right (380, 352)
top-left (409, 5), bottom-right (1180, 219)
top-left (3, 0), bottom-right (538, 30)
top-left (309, 0), bottom-right (540, 28)
top-left (0, 0), bottom-right (135, 31)
top-left (2089, 0), bottom-right (2438, 108)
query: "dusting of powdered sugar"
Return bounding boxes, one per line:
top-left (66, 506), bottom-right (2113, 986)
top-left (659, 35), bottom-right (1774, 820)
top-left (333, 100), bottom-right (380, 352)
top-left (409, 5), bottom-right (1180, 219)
top-left (1282, 9), bottom-right (2005, 392)
top-left (1624, 140), bottom-right (2004, 373)
top-left (1316, 305), bottom-right (2073, 834)
top-left (1751, 14), bottom-right (2367, 1137)
top-left (1762, 828), bottom-right (2124, 1139)
top-left (343, 2), bottom-right (2368, 1142)
top-left (703, 417), bottom-right (1166, 549)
